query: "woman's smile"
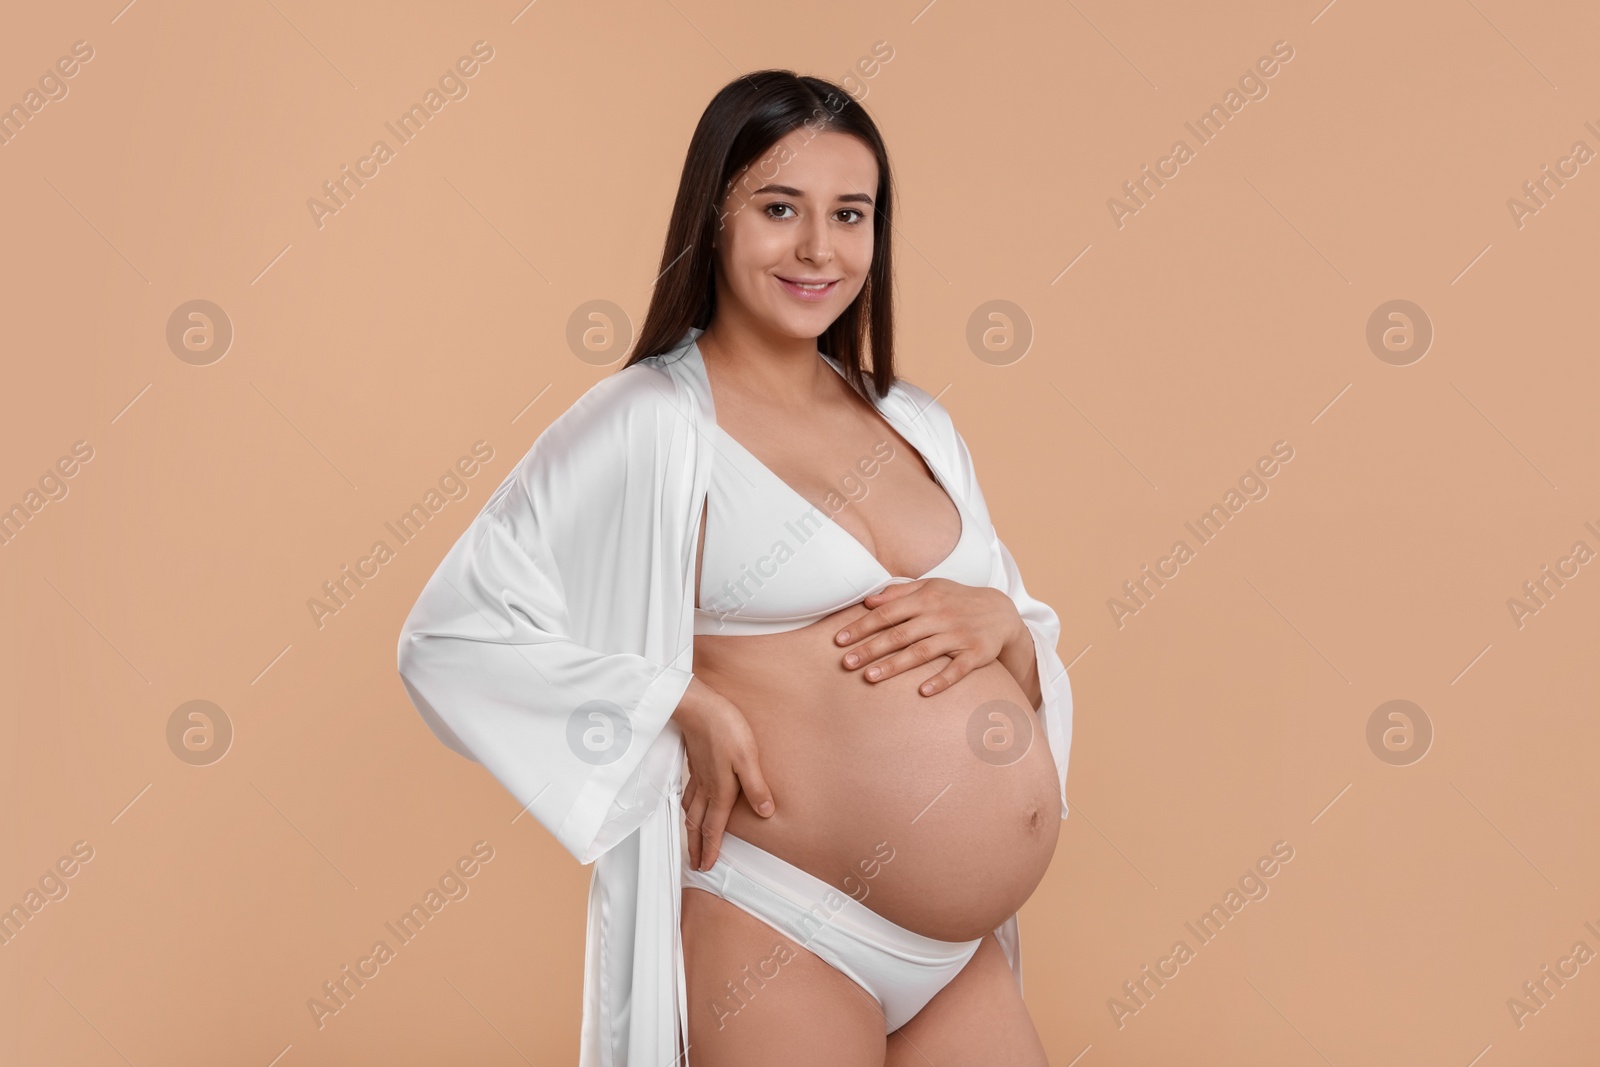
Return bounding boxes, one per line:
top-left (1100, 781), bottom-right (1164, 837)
top-left (775, 275), bottom-right (841, 301)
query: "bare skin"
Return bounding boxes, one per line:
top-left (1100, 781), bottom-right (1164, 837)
top-left (672, 126), bottom-right (1057, 1066)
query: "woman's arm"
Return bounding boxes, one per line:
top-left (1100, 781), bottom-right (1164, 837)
top-left (397, 367), bottom-right (702, 863)
top-left (996, 613), bottom-right (1044, 711)
top-left (940, 402), bottom-right (1076, 821)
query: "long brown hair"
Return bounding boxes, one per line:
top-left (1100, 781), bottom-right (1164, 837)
top-left (622, 70), bottom-right (898, 400)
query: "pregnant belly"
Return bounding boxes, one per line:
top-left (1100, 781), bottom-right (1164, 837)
top-left (691, 601), bottom-right (1061, 943)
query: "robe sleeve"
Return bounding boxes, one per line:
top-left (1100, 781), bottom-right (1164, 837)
top-left (396, 367), bottom-right (698, 865)
top-left (935, 399), bottom-right (1075, 822)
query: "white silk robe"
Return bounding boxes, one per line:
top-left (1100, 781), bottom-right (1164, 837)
top-left (396, 327), bottom-right (1074, 1066)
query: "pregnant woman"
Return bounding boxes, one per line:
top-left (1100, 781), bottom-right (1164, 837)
top-left (397, 71), bottom-right (1073, 1067)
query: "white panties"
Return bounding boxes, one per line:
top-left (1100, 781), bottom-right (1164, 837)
top-left (680, 831), bottom-right (984, 1032)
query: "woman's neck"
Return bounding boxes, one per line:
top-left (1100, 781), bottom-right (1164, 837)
top-left (697, 319), bottom-right (830, 405)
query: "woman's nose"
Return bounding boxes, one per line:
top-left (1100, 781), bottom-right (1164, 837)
top-left (794, 214), bottom-right (833, 263)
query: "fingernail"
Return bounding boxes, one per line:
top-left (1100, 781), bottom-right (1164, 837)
top-left (866, 667), bottom-right (880, 680)
top-left (758, 800), bottom-right (773, 815)
top-left (844, 653), bottom-right (858, 667)
top-left (837, 631), bottom-right (850, 643)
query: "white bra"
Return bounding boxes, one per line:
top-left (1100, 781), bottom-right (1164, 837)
top-left (692, 356), bottom-right (991, 636)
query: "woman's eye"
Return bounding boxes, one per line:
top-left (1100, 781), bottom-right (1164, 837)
top-left (764, 203), bottom-right (866, 223)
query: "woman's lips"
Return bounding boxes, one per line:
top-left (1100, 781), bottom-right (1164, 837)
top-left (776, 276), bottom-right (839, 302)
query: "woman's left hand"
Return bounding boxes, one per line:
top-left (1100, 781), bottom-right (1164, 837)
top-left (834, 578), bottom-right (1028, 696)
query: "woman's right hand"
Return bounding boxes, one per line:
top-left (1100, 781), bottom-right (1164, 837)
top-left (672, 677), bottom-right (776, 872)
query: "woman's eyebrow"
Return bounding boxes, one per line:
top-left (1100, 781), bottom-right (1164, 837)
top-left (751, 183), bottom-right (874, 205)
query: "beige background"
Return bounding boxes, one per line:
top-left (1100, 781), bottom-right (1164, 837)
top-left (2, 0), bottom-right (1597, 1064)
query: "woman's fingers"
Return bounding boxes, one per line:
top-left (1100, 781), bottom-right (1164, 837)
top-left (679, 700), bottom-right (775, 873)
top-left (858, 632), bottom-right (958, 684)
top-left (835, 579), bottom-right (928, 645)
top-left (843, 613), bottom-right (941, 675)
top-left (733, 746), bottom-right (776, 818)
top-left (697, 775), bottom-right (734, 872)
top-left (699, 750), bottom-right (775, 872)
top-left (682, 775), bottom-right (700, 870)
top-left (915, 650), bottom-right (979, 697)
top-left (686, 778), bottom-right (713, 871)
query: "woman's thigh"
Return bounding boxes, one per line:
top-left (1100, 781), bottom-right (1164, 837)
top-left (681, 886), bottom-right (887, 1067)
top-left (884, 933), bottom-right (1049, 1067)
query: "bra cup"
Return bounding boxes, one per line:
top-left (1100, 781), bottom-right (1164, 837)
top-left (693, 431), bottom-right (991, 636)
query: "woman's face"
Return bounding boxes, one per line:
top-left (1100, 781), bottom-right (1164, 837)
top-left (711, 128), bottom-right (878, 341)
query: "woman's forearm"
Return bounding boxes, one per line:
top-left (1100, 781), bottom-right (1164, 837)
top-left (998, 619), bottom-right (1043, 713)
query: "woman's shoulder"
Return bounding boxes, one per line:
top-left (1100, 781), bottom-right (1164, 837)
top-left (535, 359), bottom-right (684, 453)
top-left (884, 372), bottom-right (937, 409)
top-left (485, 359), bottom-right (689, 516)
top-left (882, 371), bottom-right (961, 454)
